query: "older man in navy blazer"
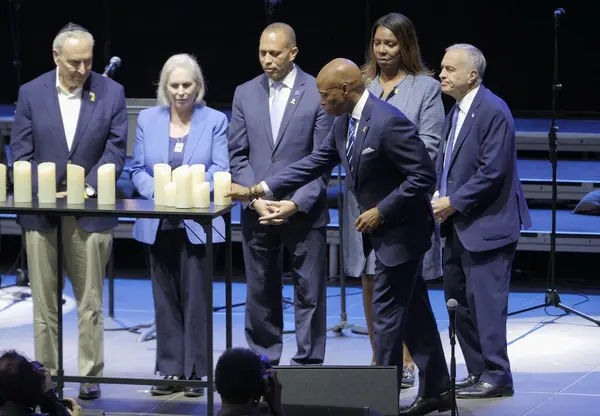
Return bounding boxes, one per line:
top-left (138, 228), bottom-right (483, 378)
top-left (10, 23), bottom-right (127, 400)
top-left (227, 58), bottom-right (452, 415)
top-left (228, 22), bottom-right (334, 366)
top-left (433, 44), bottom-right (532, 399)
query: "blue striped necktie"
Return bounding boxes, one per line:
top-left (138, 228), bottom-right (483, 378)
top-left (346, 116), bottom-right (357, 171)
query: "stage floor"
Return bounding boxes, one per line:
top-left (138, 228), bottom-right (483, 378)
top-left (1, 275), bottom-right (600, 415)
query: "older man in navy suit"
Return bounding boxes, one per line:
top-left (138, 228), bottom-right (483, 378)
top-left (228, 58), bottom-right (452, 415)
top-left (228, 22), bottom-right (334, 366)
top-left (10, 23), bottom-right (127, 400)
top-left (433, 44), bottom-right (532, 399)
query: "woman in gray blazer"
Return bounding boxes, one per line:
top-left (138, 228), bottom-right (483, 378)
top-left (344, 12), bottom-right (445, 388)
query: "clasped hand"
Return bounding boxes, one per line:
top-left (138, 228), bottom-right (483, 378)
top-left (253, 199), bottom-right (298, 225)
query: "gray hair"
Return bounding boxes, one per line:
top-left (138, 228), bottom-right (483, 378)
top-left (157, 53), bottom-right (206, 106)
top-left (446, 43), bottom-right (487, 80)
top-left (52, 30), bottom-right (94, 53)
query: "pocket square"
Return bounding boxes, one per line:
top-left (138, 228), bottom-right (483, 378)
top-left (361, 147), bottom-right (375, 155)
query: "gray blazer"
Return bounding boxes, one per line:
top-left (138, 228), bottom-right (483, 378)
top-left (367, 74), bottom-right (444, 163)
top-left (343, 73), bottom-right (445, 279)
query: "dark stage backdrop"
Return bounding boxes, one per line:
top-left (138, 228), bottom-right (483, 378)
top-left (0, 0), bottom-right (598, 117)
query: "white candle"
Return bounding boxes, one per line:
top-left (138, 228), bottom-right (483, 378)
top-left (173, 165), bottom-right (192, 209)
top-left (190, 164), bottom-right (206, 184)
top-left (213, 171), bottom-right (231, 206)
top-left (67, 164), bottom-right (85, 204)
top-left (97, 163), bottom-right (116, 205)
top-left (37, 162), bottom-right (56, 204)
top-left (193, 182), bottom-right (210, 208)
top-left (13, 161), bottom-right (32, 203)
top-left (164, 182), bottom-right (176, 207)
top-left (153, 163), bottom-right (172, 206)
top-left (0, 163), bottom-right (7, 203)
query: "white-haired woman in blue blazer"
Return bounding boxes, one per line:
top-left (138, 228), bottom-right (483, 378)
top-left (130, 53), bottom-right (229, 397)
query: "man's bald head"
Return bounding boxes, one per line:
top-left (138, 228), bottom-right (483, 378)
top-left (259, 22), bottom-right (298, 81)
top-left (317, 58), bottom-right (363, 91)
top-left (316, 58), bottom-right (366, 116)
top-left (262, 22), bottom-right (297, 48)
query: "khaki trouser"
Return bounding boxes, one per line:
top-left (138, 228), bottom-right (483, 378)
top-left (25, 217), bottom-right (112, 377)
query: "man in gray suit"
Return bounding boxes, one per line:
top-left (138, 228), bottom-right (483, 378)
top-left (228, 22), bottom-right (334, 365)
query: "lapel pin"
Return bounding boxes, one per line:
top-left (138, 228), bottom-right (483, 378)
top-left (471, 113), bottom-right (475, 118)
top-left (290, 98), bottom-right (296, 105)
top-left (89, 92), bottom-right (96, 102)
top-left (294, 90), bottom-right (301, 96)
top-left (362, 126), bottom-right (367, 133)
top-left (394, 88), bottom-right (399, 95)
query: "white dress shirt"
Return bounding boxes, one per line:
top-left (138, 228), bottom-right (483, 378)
top-left (252, 66), bottom-right (297, 203)
top-left (443, 85), bottom-right (480, 166)
top-left (433, 84), bottom-right (481, 203)
top-left (56, 69), bottom-right (83, 151)
top-left (349, 89), bottom-right (369, 136)
top-left (268, 64), bottom-right (297, 113)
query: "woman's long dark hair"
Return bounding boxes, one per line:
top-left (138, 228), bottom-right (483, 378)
top-left (361, 12), bottom-right (432, 84)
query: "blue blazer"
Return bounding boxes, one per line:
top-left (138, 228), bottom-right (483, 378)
top-left (228, 66), bottom-right (334, 229)
top-left (436, 85), bottom-right (532, 252)
top-left (130, 104), bottom-right (230, 245)
top-left (265, 93), bottom-right (436, 267)
top-left (10, 70), bottom-right (128, 232)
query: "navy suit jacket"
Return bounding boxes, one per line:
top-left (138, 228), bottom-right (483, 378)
top-left (10, 70), bottom-right (128, 233)
top-left (436, 85), bottom-right (532, 252)
top-left (228, 67), bottom-right (334, 229)
top-left (130, 104), bottom-right (230, 245)
top-left (265, 93), bottom-right (436, 267)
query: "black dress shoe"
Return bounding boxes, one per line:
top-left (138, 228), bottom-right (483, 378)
top-left (150, 375), bottom-right (185, 396)
top-left (184, 375), bottom-right (205, 398)
top-left (398, 390), bottom-right (452, 415)
top-left (456, 381), bottom-right (514, 399)
top-left (78, 383), bottom-right (101, 400)
top-left (455, 373), bottom-right (481, 389)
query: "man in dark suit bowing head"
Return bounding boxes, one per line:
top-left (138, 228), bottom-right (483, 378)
top-left (227, 58), bottom-right (452, 415)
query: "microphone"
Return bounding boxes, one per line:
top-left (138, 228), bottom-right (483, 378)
top-left (447, 298), bottom-right (459, 416)
top-left (102, 56), bottom-right (122, 78)
top-left (554, 8), bottom-right (565, 17)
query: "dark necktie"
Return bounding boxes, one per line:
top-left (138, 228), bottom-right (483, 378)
top-left (440, 108), bottom-right (459, 197)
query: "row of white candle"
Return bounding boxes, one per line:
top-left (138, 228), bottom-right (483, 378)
top-left (8, 161), bottom-right (116, 205)
top-left (0, 161), bottom-right (232, 208)
top-left (153, 163), bottom-right (231, 208)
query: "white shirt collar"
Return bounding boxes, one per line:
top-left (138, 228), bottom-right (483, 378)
top-left (268, 64), bottom-right (297, 90)
top-left (56, 68), bottom-right (83, 97)
top-left (456, 84), bottom-right (480, 114)
top-left (350, 89), bottom-right (370, 121)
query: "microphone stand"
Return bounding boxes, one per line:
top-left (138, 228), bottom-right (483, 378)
top-left (3, 0), bottom-right (29, 289)
top-left (507, 8), bottom-right (600, 326)
top-left (447, 300), bottom-right (458, 416)
top-left (327, 165), bottom-right (358, 334)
